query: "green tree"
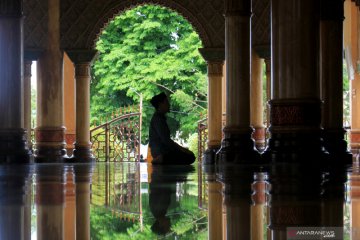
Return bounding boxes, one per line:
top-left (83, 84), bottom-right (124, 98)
top-left (91, 5), bottom-right (207, 143)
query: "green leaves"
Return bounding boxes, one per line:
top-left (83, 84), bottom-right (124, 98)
top-left (91, 5), bottom-right (207, 143)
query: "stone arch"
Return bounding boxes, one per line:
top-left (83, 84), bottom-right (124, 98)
top-left (60, 0), bottom-right (225, 50)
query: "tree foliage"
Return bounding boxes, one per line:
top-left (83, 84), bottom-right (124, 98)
top-left (91, 5), bottom-right (207, 143)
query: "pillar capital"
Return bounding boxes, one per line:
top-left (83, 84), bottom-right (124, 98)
top-left (74, 63), bottom-right (91, 78)
top-left (0, 0), bottom-right (22, 17)
top-left (66, 50), bottom-right (98, 65)
top-left (199, 48), bottom-right (225, 63)
top-left (224, 0), bottom-right (251, 16)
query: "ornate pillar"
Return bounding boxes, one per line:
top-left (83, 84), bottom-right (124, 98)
top-left (264, 0), bottom-right (327, 162)
top-left (251, 50), bottom-right (265, 151)
top-left (264, 58), bottom-right (271, 128)
top-left (67, 50), bottom-right (98, 161)
top-left (24, 60), bottom-right (33, 150)
top-left (217, 0), bottom-right (261, 164)
top-left (0, 0), bottom-right (31, 163)
top-left (35, 0), bottom-right (66, 162)
top-left (199, 48), bottom-right (224, 164)
top-left (321, 0), bottom-right (352, 164)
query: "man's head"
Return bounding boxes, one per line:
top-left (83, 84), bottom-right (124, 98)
top-left (150, 92), bottom-right (170, 113)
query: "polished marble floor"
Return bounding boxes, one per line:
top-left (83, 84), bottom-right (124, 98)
top-left (0, 160), bottom-right (359, 240)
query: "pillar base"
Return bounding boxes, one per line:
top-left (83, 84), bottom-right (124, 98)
top-left (216, 127), bottom-right (262, 164)
top-left (323, 128), bottom-right (352, 165)
top-left (0, 129), bottom-right (32, 164)
top-left (70, 144), bottom-right (95, 163)
top-left (34, 127), bottom-right (67, 163)
top-left (263, 131), bottom-right (329, 163)
top-left (252, 127), bottom-right (266, 152)
top-left (202, 146), bottom-right (220, 165)
top-left (263, 99), bottom-right (328, 164)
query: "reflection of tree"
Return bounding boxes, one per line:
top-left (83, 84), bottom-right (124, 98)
top-left (90, 165), bottom-right (208, 239)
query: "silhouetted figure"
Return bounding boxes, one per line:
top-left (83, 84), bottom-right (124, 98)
top-left (149, 92), bottom-right (195, 165)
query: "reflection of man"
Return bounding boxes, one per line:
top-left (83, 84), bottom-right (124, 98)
top-left (149, 92), bottom-right (195, 165)
top-left (149, 165), bottom-right (194, 235)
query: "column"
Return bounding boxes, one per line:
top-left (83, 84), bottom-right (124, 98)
top-left (199, 48), bottom-right (224, 165)
top-left (264, 0), bottom-right (327, 163)
top-left (217, 0), bottom-right (261, 164)
top-left (0, 0), bottom-right (31, 163)
top-left (67, 50), bottom-right (98, 161)
top-left (64, 54), bottom-right (76, 156)
top-left (74, 165), bottom-right (93, 240)
top-left (321, 0), bottom-right (352, 164)
top-left (264, 58), bottom-right (271, 127)
top-left (349, 6), bottom-right (360, 153)
top-left (251, 51), bottom-right (265, 151)
top-left (24, 60), bottom-right (33, 150)
top-left (35, 0), bottom-right (66, 162)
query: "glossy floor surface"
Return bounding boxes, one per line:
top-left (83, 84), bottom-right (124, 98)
top-left (0, 161), bottom-right (359, 240)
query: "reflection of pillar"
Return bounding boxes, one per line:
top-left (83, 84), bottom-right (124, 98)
top-left (264, 0), bottom-right (327, 162)
top-left (36, 166), bottom-right (65, 240)
top-left (321, 0), bottom-right (352, 164)
top-left (0, 0), bottom-right (31, 163)
top-left (251, 173), bottom-right (267, 240)
top-left (199, 48), bottom-right (224, 164)
top-left (35, 0), bottom-right (66, 162)
top-left (64, 54), bottom-right (76, 156)
top-left (264, 59), bottom-right (271, 128)
top-left (67, 51), bottom-right (97, 161)
top-left (218, 166), bottom-right (254, 240)
top-left (0, 166), bottom-right (33, 240)
top-left (64, 168), bottom-right (76, 240)
top-left (217, 0), bottom-right (260, 164)
top-left (24, 60), bottom-right (33, 150)
top-left (207, 174), bottom-right (223, 240)
top-left (74, 165), bottom-right (93, 240)
top-left (251, 51), bottom-right (265, 151)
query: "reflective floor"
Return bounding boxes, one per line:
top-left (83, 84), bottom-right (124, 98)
top-left (0, 161), bottom-right (359, 240)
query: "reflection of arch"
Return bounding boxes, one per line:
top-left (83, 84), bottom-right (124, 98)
top-left (60, 0), bottom-right (225, 50)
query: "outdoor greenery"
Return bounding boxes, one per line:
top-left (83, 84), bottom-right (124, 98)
top-left (90, 5), bottom-right (207, 144)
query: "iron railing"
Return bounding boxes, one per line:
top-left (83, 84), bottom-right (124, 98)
top-left (197, 117), bottom-right (208, 162)
top-left (90, 111), bottom-right (141, 162)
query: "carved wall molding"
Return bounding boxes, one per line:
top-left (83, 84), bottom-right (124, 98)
top-left (24, 0), bottom-right (271, 54)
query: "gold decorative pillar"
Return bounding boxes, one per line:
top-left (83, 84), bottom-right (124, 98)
top-left (35, 166), bottom-right (65, 240)
top-left (67, 50), bottom-right (98, 161)
top-left (64, 54), bottom-right (76, 156)
top-left (348, 5), bottom-right (360, 153)
top-left (265, 58), bottom-right (271, 128)
top-left (251, 51), bottom-right (265, 151)
top-left (217, 0), bottom-right (261, 164)
top-left (0, 0), bottom-right (31, 163)
top-left (199, 48), bottom-right (225, 164)
top-left (74, 165), bottom-right (93, 240)
top-left (24, 60), bottom-right (33, 150)
top-left (264, 0), bottom-right (327, 163)
top-left (350, 169), bottom-right (360, 239)
top-left (320, 0), bottom-right (352, 164)
top-left (35, 0), bottom-right (66, 162)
